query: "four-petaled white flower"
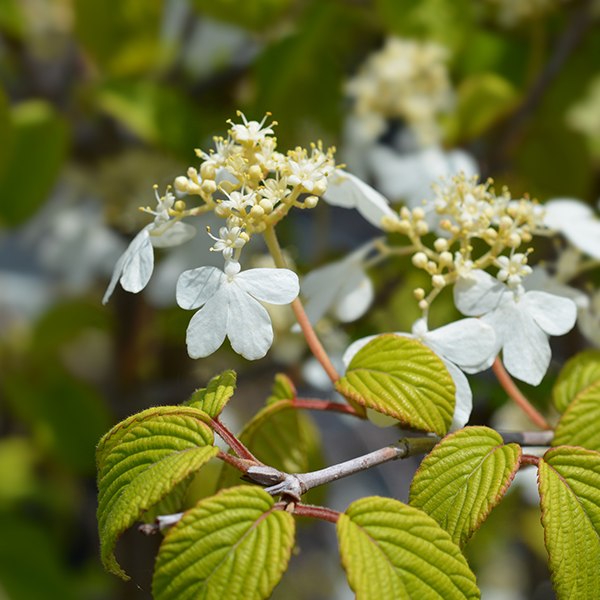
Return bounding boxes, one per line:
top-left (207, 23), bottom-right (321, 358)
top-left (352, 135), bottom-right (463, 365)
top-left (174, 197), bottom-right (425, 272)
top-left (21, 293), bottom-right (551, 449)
top-left (543, 198), bottom-right (600, 260)
top-left (342, 317), bottom-right (497, 431)
top-left (103, 189), bottom-right (196, 305)
top-left (176, 260), bottom-right (299, 360)
top-left (323, 169), bottom-right (396, 228)
top-left (454, 270), bottom-right (577, 385)
top-left (494, 253), bottom-right (532, 289)
top-left (300, 240), bottom-right (379, 326)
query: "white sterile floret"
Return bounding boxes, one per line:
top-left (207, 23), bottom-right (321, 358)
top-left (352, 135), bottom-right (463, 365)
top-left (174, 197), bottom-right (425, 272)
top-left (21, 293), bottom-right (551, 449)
top-left (300, 240), bottom-right (379, 326)
top-left (343, 317), bottom-right (496, 431)
top-left (103, 189), bottom-right (196, 305)
top-left (323, 169), bottom-right (395, 228)
top-left (454, 270), bottom-right (577, 385)
top-left (494, 253), bottom-right (532, 289)
top-left (176, 260), bottom-right (300, 360)
top-left (543, 198), bottom-right (600, 260)
top-left (207, 225), bottom-right (246, 260)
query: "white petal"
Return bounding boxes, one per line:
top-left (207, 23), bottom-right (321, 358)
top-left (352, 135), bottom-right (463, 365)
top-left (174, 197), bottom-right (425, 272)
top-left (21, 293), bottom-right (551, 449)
top-left (176, 266), bottom-right (224, 310)
top-left (425, 318), bottom-right (497, 372)
top-left (543, 198), bottom-right (593, 229)
top-left (563, 219), bottom-right (600, 260)
top-left (324, 169), bottom-right (395, 228)
top-left (235, 268), bottom-right (299, 305)
top-left (119, 228), bottom-right (154, 294)
top-left (226, 283), bottom-right (274, 360)
top-left (103, 247), bottom-right (129, 305)
top-left (151, 221), bottom-right (196, 248)
top-left (185, 293), bottom-right (228, 358)
top-left (454, 270), bottom-right (508, 316)
top-left (441, 358), bottom-right (473, 431)
top-left (334, 270), bottom-right (373, 322)
top-left (521, 291), bottom-right (577, 336)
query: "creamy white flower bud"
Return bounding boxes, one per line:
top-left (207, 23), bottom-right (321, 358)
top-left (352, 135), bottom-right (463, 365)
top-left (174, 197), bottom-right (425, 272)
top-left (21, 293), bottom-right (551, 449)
top-left (305, 195), bottom-right (319, 209)
top-left (312, 179), bottom-right (328, 196)
top-left (413, 288), bottom-right (425, 300)
top-left (400, 206), bottom-right (411, 220)
top-left (440, 219), bottom-right (452, 230)
top-left (250, 205), bottom-right (265, 219)
top-left (412, 207), bottom-right (425, 220)
top-left (434, 238), bottom-right (448, 252)
top-left (187, 167), bottom-right (199, 180)
top-left (200, 162), bottom-right (216, 180)
top-left (418, 299), bottom-right (428, 310)
top-left (426, 260), bottom-right (437, 274)
top-left (398, 219), bottom-right (411, 234)
top-left (500, 216), bottom-right (513, 230)
top-left (412, 252), bottom-right (428, 269)
top-left (432, 275), bottom-right (446, 288)
top-left (259, 199), bottom-right (274, 213)
top-left (414, 220), bottom-right (429, 236)
top-left (506, 232), bottom-right (521, 247)
top-left (187, 181), bottom-right (201, 194)
top-left (439, 251), bottom-right (453, 266)
top-left (202, 180), bottom-right (217, 195)
top-left (174, 176), bottom-right (189, 193)
top-left (214, 204), bottom-right (231, 218)
top-left (248, 165), bottom-right (263, 181)
top-left (174, 200), bottom-right (186, 212)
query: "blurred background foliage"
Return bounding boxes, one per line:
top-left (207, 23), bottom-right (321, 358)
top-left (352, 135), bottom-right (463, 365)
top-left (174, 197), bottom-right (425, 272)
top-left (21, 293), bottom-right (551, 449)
top-left (0, 0), bottom-right (599, 598)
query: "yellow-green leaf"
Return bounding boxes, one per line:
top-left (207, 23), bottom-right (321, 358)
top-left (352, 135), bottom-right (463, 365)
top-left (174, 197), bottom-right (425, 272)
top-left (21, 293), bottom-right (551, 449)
top-left (153, 486), bottom-right (295, 600)
top-left (538, 446), bottom-right (600, 599)
top-left (335, 335), bottom-right (455, 436)
top-left (554, 381), bottom-right (600, 452)
top-left (409, 426), bottom-right (522, 547)
top-left (97, 408), bottom-right (217, 578)
top-left (553, 349), bottom-right (600, 413)
top-left (186, 370), bottom-right (237, 417)
top-left (337, 496), bottom-right (480, 600)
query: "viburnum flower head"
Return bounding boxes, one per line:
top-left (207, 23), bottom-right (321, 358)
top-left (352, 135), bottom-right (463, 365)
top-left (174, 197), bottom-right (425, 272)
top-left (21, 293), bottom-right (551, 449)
top-left (343, 317), bottom-right (497, 431)
top-left (454, 270), bottom-right (577, 385)
top-left (176, 260), bottom-right (300, 360)
top-left (103, 188), bottom-right (196, 304)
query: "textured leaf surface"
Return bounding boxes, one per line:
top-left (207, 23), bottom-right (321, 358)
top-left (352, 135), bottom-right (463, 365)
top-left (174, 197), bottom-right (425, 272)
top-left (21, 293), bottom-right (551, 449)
top-left (337, 497), bottom-right (480, 600)
top-left (553, 350), bottom-right (600, 413)
top-left (153, 486), bottom-right (295, 600)
top-left (97, 408), bottom-right (217, 578)
top-left (186, 370), bottom-right (237, 417)
top-left (335, 335), bottom-right (455, 436)
top-left (409, 427), bottom-right (521, 547)
top-left (539, 446), bottom-right (600, 599)
top-left (554, 381), bottom-right (600, 452)
top-left (266, 373), bottom-right (296, 405)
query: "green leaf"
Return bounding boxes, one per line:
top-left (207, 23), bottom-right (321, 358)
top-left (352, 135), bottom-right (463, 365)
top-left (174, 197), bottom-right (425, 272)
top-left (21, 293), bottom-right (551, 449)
top-left (335, 335), bottom-right (455, 436)
top-left (97, 408), bottom-right (217, 578)
top-left (553, 350), bottom-right (600, 413)
top-left (0, 100), bottom-right (69, 226)
top-left (454, 73), bottom-right (518, 140)
top-left (409, 426), bottom-right (522, 548)
top-left (73, 0), bottom-right (163, 76)
top-left (153, 486), bottom-right (295, 600)
top-left (190, 0), bottom-right (293, 30)
top-left (538, 446), bottom-right (600, 599)
top-left (186, 370), bottom-right (237, 417)
top-left (554, 381), bottom-right (600, 452)
top-left (337, 496), bottom-right (480, 600)
top-left (266, 373), bottom-right (296, 405)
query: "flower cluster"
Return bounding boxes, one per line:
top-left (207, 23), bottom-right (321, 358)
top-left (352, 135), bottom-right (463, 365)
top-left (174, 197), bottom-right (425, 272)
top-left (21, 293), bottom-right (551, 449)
top-left (345, 37), bottom-right (453, 146)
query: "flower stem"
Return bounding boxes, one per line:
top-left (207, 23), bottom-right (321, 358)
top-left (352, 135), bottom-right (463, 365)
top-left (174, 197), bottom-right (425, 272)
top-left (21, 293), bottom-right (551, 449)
top-left (492, 357), bottom-right (552, 430)
top-left (212, 417), bottom-right (262, 462)
top-left (262, 224), bottom-right (340, 383)
top-left (520, 454), bottom-right (541, 467)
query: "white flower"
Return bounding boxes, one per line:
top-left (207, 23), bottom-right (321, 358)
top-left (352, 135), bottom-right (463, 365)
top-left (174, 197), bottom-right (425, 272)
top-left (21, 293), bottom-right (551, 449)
top-left (494, 253), bottom-right (532, 289)
top-left (543, 198), bottom-right (600, 260)
top-left (343, 317), bottom-right (497, 431)
top-left (323, 170), bottom-right (396, 228)
top-left (229, 112), bottom-right (275, 145)
top-left (176, 260), bottom-right (299, 360)
top-left (454, 270), bottom-right (577, 385)
top-left (207, 225), bottom-right (246, 260)
top-left (300, 240), bottom-right (378, 326)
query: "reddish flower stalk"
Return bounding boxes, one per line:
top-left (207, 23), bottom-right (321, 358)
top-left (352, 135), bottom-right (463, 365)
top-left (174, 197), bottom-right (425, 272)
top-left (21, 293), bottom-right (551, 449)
top-left (212, 417), bottom-right (261, 463)
top-left (492, 357), bottom-right (552, 430)
top-left (292, 397), bottom-right (363, 417)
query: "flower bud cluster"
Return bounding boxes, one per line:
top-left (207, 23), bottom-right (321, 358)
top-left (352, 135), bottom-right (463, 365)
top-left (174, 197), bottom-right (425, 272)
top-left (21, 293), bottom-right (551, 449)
top-left (345, 37), bottom-right (453, 146)
top-left (382, 173), bottom-right (543, 307)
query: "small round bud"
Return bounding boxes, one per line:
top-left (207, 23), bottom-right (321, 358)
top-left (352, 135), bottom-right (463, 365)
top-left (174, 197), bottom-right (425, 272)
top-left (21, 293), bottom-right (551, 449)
top-left (439, 251), bottom-right (453, 266)
top-left (506, 232), bottom-right (521, 247)
top-left (418, 299), bottom-right (428, 310)
top-left (434, 238), bottom-right (448, 252)
top-left (214, 204), bottom-right (230, 218)
top-left (412, 207), bottom-right (425, 221)
top-left (200, 162), bottom-right (216, 180)
top-left (484, 228), bottom-right (497, 240)
top-left (187, 167), bottom-right (199, 181)
top-left (174, 200), bottom-right (186, 212)
top-left (381, 215), bottom-right (400, 231)
top-left (250, 205), bottom-right (265, 219)
top-left (500, 216), bottom-right (513, 230)
top-left (187, 181), bottom-right (201, 194)
top-left (521, 232), bottom-right (532, 243)
top-left (174, 176), bottom-right (189, 193)
top-left (412, 252), bottom-right (428, 269)
top-left (259, 199), bottom-right (274, 213)
top-left (426, 261), bottom-right (437, 274)
top-left (440, 219), bottom-right (452, 231)
top-left (432, 275), bottom-right (446, 289)
top-left (400, 206), bottom-right (411, 220)
top-left (240, 232), bottom-right (250, 242)
top-left (398, 219), bottom-right (411, 234)
top-left (248, 165), bottom-right (263, 181)
top-left (304, 195), bottom-right (319, 209)
top-left (413, 288), bottom-right (425, 300)
top-left (201, 180), bottom-right (217, 195)
top-left (312, 179), bottom-right (327, 196)
top-left (414, 220), bottom-right (429, 236)
top-left (450, 225), bottom-right (460, 235)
